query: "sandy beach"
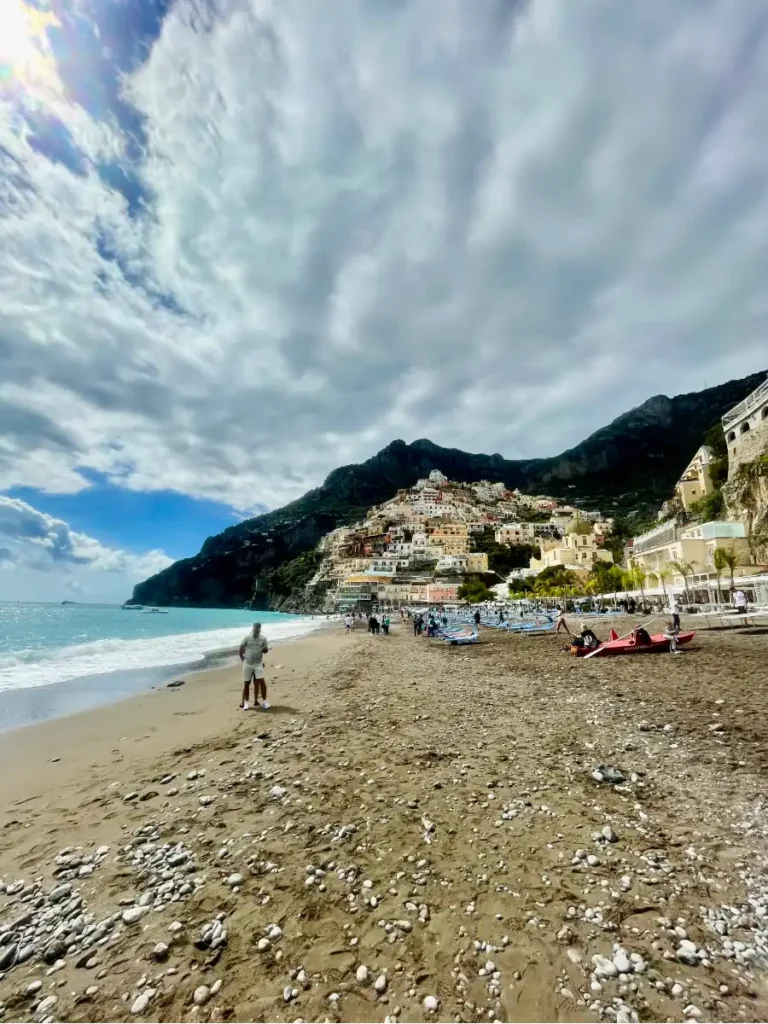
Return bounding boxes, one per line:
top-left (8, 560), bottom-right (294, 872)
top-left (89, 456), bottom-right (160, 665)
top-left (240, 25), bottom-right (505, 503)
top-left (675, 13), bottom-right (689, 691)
top-left (1, 619), bottom-right (768, 1023)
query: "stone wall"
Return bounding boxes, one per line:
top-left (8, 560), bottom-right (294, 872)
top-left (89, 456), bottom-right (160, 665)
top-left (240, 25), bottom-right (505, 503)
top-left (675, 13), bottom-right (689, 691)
top-left (727, 414), bottom-right (768, 473)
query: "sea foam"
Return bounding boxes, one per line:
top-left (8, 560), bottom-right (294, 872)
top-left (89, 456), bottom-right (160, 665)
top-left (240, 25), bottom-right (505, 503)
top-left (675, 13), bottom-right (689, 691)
top-left (0, 618), bottom-right (321, 692)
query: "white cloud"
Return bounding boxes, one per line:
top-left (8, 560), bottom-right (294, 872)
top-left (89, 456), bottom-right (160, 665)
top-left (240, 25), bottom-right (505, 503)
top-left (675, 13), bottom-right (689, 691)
top-left (0, 496), bottom-right (171, 602)
top-left (0, 0), bottom-right (767, 515)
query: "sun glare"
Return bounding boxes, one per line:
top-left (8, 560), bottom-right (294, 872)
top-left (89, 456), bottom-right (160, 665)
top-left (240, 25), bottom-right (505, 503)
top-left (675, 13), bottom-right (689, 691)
top-left (0, 0), bottom-right (57, 88)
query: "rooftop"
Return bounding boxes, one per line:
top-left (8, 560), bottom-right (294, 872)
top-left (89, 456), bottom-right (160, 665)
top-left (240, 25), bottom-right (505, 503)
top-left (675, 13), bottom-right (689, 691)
top-left (722, 375), bottom-right (768, 428)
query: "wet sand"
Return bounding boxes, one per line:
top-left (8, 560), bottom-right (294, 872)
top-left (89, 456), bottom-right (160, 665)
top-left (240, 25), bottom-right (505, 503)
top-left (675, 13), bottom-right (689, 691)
top-left (1, 619), bottom-right (767, 1023)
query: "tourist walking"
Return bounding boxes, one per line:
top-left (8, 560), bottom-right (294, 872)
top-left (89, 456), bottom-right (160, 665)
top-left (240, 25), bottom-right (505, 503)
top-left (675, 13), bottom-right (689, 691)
top-left (734, 589), bottom-right (748, 615)
top-left (344, 613), bottom-right (353, 633)
top-left (239, 622), bottom-right (270, 711)
top-left (555, 607), bottom-right (570, 636)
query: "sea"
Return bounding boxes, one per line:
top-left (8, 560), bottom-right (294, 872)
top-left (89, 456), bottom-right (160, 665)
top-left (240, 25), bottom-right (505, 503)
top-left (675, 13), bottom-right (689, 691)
top-left (0, 603), bottom-right (322, 731)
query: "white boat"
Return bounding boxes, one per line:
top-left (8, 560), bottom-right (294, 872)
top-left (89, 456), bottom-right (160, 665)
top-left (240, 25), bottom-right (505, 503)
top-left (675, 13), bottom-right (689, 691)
top-left (143, 608), bottom-right (168, 615)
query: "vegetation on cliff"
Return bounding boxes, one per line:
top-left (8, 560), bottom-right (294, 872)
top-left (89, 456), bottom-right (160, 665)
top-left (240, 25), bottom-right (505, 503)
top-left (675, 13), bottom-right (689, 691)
top-left (130, 371), bottom-right (766, 609)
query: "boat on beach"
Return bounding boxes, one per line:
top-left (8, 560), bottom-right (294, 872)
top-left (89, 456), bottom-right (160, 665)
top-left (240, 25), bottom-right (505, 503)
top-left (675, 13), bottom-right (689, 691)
top-left (578, 631), bottom-right (696, 657)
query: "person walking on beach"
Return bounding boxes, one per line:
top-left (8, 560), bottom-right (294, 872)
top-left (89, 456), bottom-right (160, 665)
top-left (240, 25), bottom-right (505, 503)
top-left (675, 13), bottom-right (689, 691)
top-left (239, 622), bottom-right (269, 711)
top-left (344, 613), bottom-right (353, 633)
top-left (734, 589), bottom-right (748, 615)
top-left (473, 609), bottom-right (481, 629)
top-left (555, 606), bottom-right (570, 636)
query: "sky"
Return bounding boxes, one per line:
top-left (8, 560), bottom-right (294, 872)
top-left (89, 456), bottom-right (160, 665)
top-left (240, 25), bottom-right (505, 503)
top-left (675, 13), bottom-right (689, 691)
top-left (1, 0), bottom-right (768, 603)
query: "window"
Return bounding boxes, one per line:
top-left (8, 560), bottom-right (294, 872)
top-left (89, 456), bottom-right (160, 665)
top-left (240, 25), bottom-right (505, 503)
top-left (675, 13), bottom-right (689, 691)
top-left (741, 422), bottom-right (751, 434)
top-left (762, 406), bottom-right (768, 420)
top-left (728, 431), bottom-right (736, 442)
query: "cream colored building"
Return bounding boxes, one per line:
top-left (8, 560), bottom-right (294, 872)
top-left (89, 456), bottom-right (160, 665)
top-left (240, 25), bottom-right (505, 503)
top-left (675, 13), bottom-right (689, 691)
top-left (674, 446), bottom-right (715, 511)
top-left (495, 523), bottom-right (535, 545)
top-left (529, 532), bottom-right (614, 572)
top-left (723, 375), bottom-right (768, 472)
top-left (630, 520), bottom-right (751, 588)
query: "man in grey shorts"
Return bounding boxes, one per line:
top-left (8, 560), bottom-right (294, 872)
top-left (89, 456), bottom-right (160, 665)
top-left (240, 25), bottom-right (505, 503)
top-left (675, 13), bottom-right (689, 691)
top-left (239, 622), bottom-right (269, 710)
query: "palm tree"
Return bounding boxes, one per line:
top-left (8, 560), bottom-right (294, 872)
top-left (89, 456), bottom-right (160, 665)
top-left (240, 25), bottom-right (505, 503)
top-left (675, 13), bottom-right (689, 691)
top-left (656, 564), bottom-right (673, 608)
top-left (608, 565), bottom-right (624, 608)
top-left (714, 546), bottom-right (739, 601)
top-left (712, 548), bottom-right (727, 605)
top-left (670, 560), bottom-right (697, 606)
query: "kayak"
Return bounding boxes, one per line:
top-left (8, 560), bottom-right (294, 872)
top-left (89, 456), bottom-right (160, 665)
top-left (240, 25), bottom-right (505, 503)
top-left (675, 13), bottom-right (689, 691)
top-left (584, 631), bottom-right (695, 657)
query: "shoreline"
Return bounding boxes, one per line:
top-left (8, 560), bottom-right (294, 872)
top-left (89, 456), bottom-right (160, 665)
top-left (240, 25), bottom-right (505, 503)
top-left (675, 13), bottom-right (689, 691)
top-left (0, 626), bottom-right (342, 806)
top-left (0, 618), bottom-right (331, 734)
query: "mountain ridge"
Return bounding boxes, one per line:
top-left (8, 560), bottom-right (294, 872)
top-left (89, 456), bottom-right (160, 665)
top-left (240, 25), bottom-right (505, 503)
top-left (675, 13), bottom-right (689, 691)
top-left (130, 370), bottom-right (766, 609)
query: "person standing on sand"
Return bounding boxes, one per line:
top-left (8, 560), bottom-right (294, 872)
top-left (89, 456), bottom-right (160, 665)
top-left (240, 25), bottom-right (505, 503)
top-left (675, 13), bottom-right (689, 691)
top-left (344, 613), bottom-right (353, 633)
top-left (669, 592), bottom-right (681, 632)
top-left (239, 622), bottom-right (269, 711)
top-left (555, 607), bottom-right (570, 636)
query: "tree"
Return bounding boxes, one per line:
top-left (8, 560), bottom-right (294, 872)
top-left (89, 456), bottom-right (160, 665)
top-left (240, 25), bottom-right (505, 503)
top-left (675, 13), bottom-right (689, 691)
top-left (623, 564), bottom-right (647, 605)
top-left (714, 546), bottom-right (739, 599)
top-left (669, 560), bottom-right (696, 605)
top-left (458, 577), bottom-right (494, 603)
top-left (656, 563), bottom-right (673, 607)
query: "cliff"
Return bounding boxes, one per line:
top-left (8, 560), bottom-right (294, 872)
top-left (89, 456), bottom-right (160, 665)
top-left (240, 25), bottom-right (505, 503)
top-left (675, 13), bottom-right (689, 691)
top-left (130, 371), bottom-right (766, 609)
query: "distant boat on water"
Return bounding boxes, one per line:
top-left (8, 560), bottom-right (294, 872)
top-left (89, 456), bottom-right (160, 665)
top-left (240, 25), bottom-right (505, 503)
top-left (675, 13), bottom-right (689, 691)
top-left (121, 604), bottom-right (143, 610)
top-left (143, 608), bottom-right (169, 615)
top-left (61, 600), bottom-right (76, 605)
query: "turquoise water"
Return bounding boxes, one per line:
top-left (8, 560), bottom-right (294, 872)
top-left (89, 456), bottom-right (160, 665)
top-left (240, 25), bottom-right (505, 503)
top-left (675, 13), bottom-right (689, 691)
top-left (0, 603), bottom-right (320, 694)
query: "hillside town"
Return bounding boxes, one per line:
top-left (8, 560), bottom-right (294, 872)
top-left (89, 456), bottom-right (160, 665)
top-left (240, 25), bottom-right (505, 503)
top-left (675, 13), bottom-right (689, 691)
top-left (306, 374), bottom-right (768, 613)
top-left (304, 470), bottom-right (616, 611)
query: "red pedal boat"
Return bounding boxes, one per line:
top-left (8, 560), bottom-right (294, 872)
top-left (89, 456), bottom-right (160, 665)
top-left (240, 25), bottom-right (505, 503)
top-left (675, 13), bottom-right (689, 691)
top-left (584, 631), bottom-right (695, 657)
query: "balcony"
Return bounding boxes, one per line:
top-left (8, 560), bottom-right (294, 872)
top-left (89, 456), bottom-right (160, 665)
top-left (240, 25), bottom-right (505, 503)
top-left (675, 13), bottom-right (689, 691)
top-left (722, 376), bottom-right (768, 428)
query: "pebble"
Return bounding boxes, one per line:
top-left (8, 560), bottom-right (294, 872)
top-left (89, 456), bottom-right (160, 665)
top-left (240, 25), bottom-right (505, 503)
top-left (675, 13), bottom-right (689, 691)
top-left (26, 981), bottom-right (43, 996)
top-left (152, 942), bottom-right (169, 962)
top-left (130, 993), bottom-right (150, 1014)
top-left (122, 906), bottom-right (149, 925)
top-left (226, 873), bottom-right (244, 888)
top-left (374, 974), bottom-right (388, 993)
top-left (423, 995), bottom-right (439, 1012)
top-left (193, 985), bottom-right (210, 1006)
top-left (356, 964), bottom-right (369, 984)
top-left (601, 825), bottom-right (618, 843)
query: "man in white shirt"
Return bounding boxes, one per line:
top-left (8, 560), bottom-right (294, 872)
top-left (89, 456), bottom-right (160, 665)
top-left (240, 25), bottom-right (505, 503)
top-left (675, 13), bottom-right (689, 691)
top-left (734, 589), bottom-right (748, 615)
top-left (669, 592), bottom-right (680, 632)
top-left (239, 623), bottom-right (269, 710)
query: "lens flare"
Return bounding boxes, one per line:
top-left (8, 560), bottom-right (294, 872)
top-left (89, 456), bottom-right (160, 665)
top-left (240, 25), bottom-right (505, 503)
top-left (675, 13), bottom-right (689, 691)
top-left (0, 0), bottom-right (59, 96)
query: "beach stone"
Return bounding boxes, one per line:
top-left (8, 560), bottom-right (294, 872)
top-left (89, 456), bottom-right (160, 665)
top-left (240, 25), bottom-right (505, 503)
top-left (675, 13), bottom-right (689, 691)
top-left (0, 944), bottom-right (17, 970)
top-left (257, 938), bottom-right (270, 952)
top-left (36, 995), bottom-right (58, 1017)
top-left (26, 981), bottom-right (43, 996)
top-left (211, 979), bottom-right (222, 996)
top-left (676, 941), bottom-right (701, 965)
top-left (270, 785), bottom-right (288, 799)
top-left (423, 995), bottom-right (439, 1012)
top-left (602, 825), bottom-right (618, 843)
top-left (151, 943), bottom-right (169, 962)
top-left (168, 921), bottom-right (184, 934)
top-left (167, 680), bottom-right (185, 688)
top-left (592, 955), bottom-right (618, 978)
top-left (226, 873), bottom-right (243, 888)
top-left (356, 964), bottom-right (369, 984)
top-left (199, 795), bottom-right (215, 806)
top-left (374, 974), bottom-right (388, 993)
top-left (193, 985), bottom-right (210, 1006)
top-left (48, 883), bottom-right (72, 903)
top-left (122, 906), bottom-right (149, 925)
top-left (613, 950), bottom-right (632, 974)
top-left (130, 993), bottom-right (151, 1014)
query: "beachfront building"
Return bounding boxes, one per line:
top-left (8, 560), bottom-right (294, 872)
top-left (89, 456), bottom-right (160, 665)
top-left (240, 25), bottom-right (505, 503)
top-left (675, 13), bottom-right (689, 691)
top-left (529, 532), bottom-right (614, 573)
top-left (722, 374), bottom-right (768, 472)
top-left (674, 446), bottom-right (716, 511)
top-left (630, 520), bottom-right (752, 590)
top-left (427, 582), bottom-right (461, 603)
top-left (495, 522), bottom-right (535, 545)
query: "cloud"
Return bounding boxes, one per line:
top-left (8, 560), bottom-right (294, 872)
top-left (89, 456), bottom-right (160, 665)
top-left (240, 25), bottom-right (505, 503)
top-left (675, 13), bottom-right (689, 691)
top-left (0, 496), bottom-right (171, 600)
top-left (1, 0), bottom-right (767, 516)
